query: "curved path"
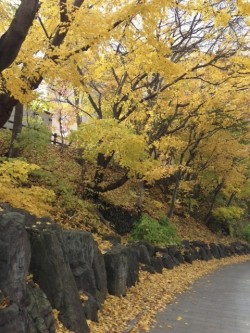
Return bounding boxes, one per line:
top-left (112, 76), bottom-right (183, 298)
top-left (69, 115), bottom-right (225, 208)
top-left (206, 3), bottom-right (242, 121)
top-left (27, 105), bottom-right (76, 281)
top-left (148, 261), bottom-right (250, 333)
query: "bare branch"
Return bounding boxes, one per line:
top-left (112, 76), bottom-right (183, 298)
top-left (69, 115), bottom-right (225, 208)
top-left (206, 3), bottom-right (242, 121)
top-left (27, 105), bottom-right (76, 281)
top-left (88, 94), bottom-right (102, 119)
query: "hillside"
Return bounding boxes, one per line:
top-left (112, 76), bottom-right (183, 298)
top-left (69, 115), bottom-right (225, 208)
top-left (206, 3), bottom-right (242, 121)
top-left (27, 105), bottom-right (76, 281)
top-left (0, 1), bottom-right (250, 332)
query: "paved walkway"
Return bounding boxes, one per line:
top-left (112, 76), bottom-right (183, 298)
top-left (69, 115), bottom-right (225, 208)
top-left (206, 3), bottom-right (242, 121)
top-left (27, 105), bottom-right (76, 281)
top-left (148, 261), bottom-right (250, 333)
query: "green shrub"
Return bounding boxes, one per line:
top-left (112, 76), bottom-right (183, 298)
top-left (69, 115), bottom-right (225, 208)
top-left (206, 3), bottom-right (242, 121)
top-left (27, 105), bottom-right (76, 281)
top-left (14, 117), bottom-right (51, 154)
top-left (241, 224), bottom-right (250, 244)
top-left (0, 129), bottom-right (11, 156)
top-left (212, 206), bottom-right (244, 222)
top-left (130, 214), bottom-right (179, 246)
top-left (212, 206), bottom-right (244, 237)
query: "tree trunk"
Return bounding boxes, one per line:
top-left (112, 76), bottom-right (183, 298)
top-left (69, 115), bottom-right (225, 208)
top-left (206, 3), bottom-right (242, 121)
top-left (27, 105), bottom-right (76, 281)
top-left (136, 180), bottom-right (145, 212)
top-left (74, 89), bottom-right (82, 128)
top-left (93, 153), bottom-right (114, 186)
top-left (8, 103), bottom-right (24, 157)
top-left (0, 0), bottom-right (86, 129)
top-left (0, 94), bottom-right (18, 128)
top-left (0, 0), bottom-right (39, 128)
top-left (167, 170), bottom-right (181, 218)
top-left (89, 153), bottom-right (130, 195)
top-left (204, 182), bottom-right (224, 225)
top-left (227, 193), bottom-right (235, 207)
top-left (0, 0), bottom-right (39, 72)
top-left (93, 172), bottom-right (129, 193)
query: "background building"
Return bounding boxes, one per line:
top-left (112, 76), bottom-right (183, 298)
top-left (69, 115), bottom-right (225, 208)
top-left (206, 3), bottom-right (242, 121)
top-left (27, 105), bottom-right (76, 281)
top-left (2, 106), bottom-right (52, 131)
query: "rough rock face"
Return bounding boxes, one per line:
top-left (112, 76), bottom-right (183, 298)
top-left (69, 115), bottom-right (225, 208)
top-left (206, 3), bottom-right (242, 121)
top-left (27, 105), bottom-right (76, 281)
top-left (1, 203), bottom-right (250, 333)
top-left (141, 264), bottom-right (156, 274)
top-left (167, 245), bottom-right (178, 257)
top-left (81, 291), bottom-right (99, 322)
top-left (0, 212), bottom-right (30, 305)
top-left (124, 245), bottom-right (139, 288)
top-left (92, 245), bottom-right (108, 305)
top-left (0, 203), bottom-right (37, 226)
top-left (104, 245), bottom-right (128, 296)
top-left (183, 252), bottom-right (193, 264)
top-left (63, 230), bottom-right (108, 320)
top-left (0, 210), bottom-right (56, 333)
top-left (29, 227), bottom-right (89, 333)
top-left (162, 254), bottom-right (174, 270)
top-left (231, 242), bottom-right (249, 255)
top-left (150, 257), bottom-right (164, 274)
top-left (137, 241), bottom-right (155, 257)
top-left (137, 244), bottom-right (151, 265)
top-left (26, 283), bottom-right (55, 333)
top-left (63, 231), bottom-right (97, 294)
top-left (104, 244), bottom-right (140, 296)
top-left (0, 212), bottom-right (31, 333)
top-left (174, 251), bottom-right (185, 264)
top-left (0, 295), bottom-right (25, 333)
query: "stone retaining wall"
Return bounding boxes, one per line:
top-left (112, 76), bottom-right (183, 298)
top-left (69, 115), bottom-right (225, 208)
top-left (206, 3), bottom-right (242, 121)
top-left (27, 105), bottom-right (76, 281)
top-left (0, 203), bottom-right (249, 333)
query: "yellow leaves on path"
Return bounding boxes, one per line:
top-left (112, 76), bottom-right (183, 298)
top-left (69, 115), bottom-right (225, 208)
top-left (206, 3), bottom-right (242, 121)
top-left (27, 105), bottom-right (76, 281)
top-left (88, 256), bottom-right (250, 333)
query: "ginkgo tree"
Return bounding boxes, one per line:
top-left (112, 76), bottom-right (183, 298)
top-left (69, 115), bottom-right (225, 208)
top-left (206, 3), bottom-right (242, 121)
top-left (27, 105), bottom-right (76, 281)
top-left (163, 111), bottom-right (250, 219)
top-left (55, 0), bottom-right (250, 206)
top-left (152, 74), bottom-right (250, 218)
top-left (0, 0), bottom-right (144, 127)
top-left (1, 0), bottom-right (249, 128)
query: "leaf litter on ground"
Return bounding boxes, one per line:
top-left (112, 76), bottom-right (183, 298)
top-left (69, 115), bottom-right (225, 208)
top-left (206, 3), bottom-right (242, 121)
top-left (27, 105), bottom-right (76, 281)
top-left (87, 255), bottom-right (250, 333)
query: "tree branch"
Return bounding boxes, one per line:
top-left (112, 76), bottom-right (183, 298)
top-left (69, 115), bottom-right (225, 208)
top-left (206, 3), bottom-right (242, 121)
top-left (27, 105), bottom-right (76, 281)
top-left (0, 0), bottom-right (40, 72)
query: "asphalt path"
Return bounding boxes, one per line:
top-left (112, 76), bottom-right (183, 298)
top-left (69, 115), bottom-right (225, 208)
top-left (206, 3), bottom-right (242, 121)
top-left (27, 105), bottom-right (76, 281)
top-left (148, 261), bottom-right (250, 333)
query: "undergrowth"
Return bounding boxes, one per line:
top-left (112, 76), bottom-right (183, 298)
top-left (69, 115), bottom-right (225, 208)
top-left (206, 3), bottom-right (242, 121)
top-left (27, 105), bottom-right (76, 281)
top-left (131, 214), bottom-right (179, 246)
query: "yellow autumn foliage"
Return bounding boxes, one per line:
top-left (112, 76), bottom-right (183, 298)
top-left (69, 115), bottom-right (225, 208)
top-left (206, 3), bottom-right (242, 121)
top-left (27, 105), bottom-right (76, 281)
top-left (0, 0), bottom-right (249, 222)
top-left (214, 10), bottom-right (231, 27)
top-left (71, 118), bottom-right (157, 177)
top-left (0, 159), bottom-right (55, 216)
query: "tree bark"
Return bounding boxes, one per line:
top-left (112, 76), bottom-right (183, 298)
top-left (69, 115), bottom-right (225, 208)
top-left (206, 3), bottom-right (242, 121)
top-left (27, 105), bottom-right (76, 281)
top-left (136, 180), bottom-right (145, 212)
top-left (0, 0), bottom-right (86, 129)
top-left (227, 192), bottom-right (235, 207)
top-left (8, 103), bottom-right (24, 157)
top-left (74, 89), bottom-right (82, 127)
top-left (93, 172), bottom-right (129, 193)
top-left (167, 170), bottom-right (182, 218)
top-left (0, 0), bottom-right (39, 128)
top-left (93, 152), bottom-right (114, 186)
top-left (0, 93), bottom-right (17, 128)
top-left (0, 0), bottom-right (40, 72)
top-left (204, 182), bottom-right (224, 225)
top-left (0, 0), bottom-right (122, 128)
